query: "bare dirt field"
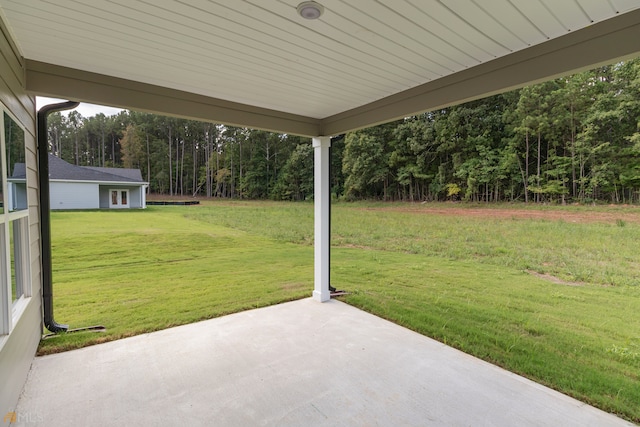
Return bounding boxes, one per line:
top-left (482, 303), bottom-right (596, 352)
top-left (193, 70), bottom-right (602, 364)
top-left (146, 194), bottom-right (640, 225)
top-left (358, 205), bottom-right (640, 224)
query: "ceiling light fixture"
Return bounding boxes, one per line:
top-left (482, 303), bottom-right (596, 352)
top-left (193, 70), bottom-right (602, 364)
top-left (297, 1), bottom-right (324, 20)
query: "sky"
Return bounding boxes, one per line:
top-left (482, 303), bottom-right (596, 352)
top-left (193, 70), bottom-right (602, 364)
top-left (36, 96), bottom-right (124, 118)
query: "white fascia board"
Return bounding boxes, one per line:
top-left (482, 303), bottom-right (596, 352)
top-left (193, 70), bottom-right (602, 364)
top-left (49, 179), bottom-right (148, 186)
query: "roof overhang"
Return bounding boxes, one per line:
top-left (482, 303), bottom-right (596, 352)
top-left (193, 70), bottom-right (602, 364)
top-left (50, 179), bottom-right (148, 186)
top-left (26, 59), bottom-right (322, 137)
top-left (3, 2), bottom-right (640, 136)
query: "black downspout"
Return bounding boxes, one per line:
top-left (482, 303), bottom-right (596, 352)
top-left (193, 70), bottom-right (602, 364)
top-left (38, 100), bottom-right (79, 333)
top-left (328, 142), bottom-right (334, 293)
top-left (328, 134), bottom-right (344, 294)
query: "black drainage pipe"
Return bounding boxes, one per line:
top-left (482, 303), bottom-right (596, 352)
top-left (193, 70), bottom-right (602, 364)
top-left (328, 134), bottom-right (344, 294)
top-left (38, 100), bottom-right (79, 333)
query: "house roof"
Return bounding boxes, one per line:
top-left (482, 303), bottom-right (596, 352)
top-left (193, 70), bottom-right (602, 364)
top-left (10, 155), bottom-right (145, 184)
top-left (9, 162), bottom-right (26, 180)
top-left (83, 166), bottom-right (143, 182)
top-left (47, 155), bottom-right (144, 183)
top-left (2, 1), bottom-right (640, 136)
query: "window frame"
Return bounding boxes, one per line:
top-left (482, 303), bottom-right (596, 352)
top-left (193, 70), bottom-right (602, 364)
top-left (0, 105), bottom-right (31, 336)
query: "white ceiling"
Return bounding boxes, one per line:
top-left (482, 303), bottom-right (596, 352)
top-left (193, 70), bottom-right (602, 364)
top-left (2, 0), bottom-right (639, 122)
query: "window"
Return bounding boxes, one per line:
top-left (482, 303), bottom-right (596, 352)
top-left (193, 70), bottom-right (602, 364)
top-left (1, 108), bottom-right (30, 336)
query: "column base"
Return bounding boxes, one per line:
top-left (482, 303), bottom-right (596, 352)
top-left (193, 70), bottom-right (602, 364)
top-left (312, 290), bottom-right (330, 302)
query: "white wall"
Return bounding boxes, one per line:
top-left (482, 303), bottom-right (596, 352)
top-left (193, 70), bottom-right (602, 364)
top-left (50, 182), bottom-right (100, 210)
top-left (9, 182), bottom-right (29, 211)
top-left (129, 186), bottom-right (144, 209)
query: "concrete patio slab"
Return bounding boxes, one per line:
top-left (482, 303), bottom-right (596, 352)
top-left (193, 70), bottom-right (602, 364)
top-left (13, 298), bottom-right (634, 426)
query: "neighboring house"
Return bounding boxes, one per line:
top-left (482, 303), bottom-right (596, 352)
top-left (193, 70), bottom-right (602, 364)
top-left (11, 154), bottom-right (147, 210)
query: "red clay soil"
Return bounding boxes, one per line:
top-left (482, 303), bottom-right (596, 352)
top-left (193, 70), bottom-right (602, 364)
top-left (357, 205), bottom-right (640, 224)
top-left (147, 194), bottom-right (640, 224)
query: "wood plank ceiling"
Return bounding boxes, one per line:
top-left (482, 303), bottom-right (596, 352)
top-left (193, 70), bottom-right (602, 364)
top-left (1, 0), bottom-right (640, 134)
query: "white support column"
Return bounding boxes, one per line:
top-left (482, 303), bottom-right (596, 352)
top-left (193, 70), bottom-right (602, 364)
top-left (312, 136), bottom-right (331, 302)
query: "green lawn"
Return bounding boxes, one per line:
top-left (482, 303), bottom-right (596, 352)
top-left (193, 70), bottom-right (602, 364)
top-left (42, 207), bottom-right (313, 353)
top-left (42, 201), bottom-right (640, 423)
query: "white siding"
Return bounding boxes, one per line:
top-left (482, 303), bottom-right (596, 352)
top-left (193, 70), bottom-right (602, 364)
top-left (98, 186), bottom-right (109, 208)
top-left (129, 186), bottom-right (144, 209)
top-left (50, 182), bottom-right (100, 210)
top-left (9, 182), bottom-right (28, 211)
top-left (0, 16), bottom-right (41, 419)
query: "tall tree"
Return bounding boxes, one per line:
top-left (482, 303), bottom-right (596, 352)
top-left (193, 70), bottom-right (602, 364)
top-left (67, 110), bottom-right (83, 165)
top-left (343, 123), bottom-right (396, 200)
top-left (119, 124), bottom-right (143, 169)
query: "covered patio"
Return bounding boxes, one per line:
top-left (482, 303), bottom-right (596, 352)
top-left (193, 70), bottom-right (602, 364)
top-left (1, 1), bottom-right (640, 424)
top-left (3, 0), bottom-right (640, 302)
top-left (14, 298), bottom-right (633, 426)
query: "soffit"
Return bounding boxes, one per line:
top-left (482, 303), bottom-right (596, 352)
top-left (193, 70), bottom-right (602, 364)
top-left (1, 1), bottom-right (640, 135)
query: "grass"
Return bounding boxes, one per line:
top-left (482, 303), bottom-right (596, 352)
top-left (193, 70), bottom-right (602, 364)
top-left (188, 200), bottom-right (640, 287)
top-left (41, 207), bottom-right (312, 353)
top-left (334, 250), bottom-right (640, 421)
top-left (41, 200), bottom-right (640, 422)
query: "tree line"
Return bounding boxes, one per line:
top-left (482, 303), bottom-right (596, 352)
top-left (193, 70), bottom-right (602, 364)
top-left (46, 58), bottom-right (640, 204)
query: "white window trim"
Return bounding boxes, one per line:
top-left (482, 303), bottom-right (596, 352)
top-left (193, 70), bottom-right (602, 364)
top-left (0, 220), bottom-right (10, 335)
top-left (0, 105), bottom-right (30, 336)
